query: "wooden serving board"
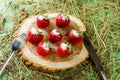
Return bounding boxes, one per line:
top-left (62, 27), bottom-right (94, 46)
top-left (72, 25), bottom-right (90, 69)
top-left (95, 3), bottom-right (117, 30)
top-left (16, 13), bottom-right (89, 72)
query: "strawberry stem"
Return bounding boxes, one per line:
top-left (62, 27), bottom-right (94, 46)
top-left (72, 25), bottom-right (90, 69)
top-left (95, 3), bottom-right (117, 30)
top-left (56, 29), bottom-right (62, 34)
top-left (62, 14), bottom-right (69, 20)
top-left (45, 41), bottom-right (50, 45)
top-left (36, 28), bottom-right (43, 35)
top-left (43, 14), bottom-right (49, 20)
top-left (65, 15), bottom-right (69, 20)
top-left (78, 31), bottom-right (83, 35)
top-left (44, 41), bottom-right (50, 48)
top-left (72, 26), bottom-right (78, 30)
top-left (65, 41), bottom-right (73, 53)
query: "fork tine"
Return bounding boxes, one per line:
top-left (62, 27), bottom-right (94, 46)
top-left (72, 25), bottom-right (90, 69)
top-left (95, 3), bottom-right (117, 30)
top-left (19, 33), bottom-right (26, 38)
top-left (18, 33), bottom-right (27, 41)
top-left (0, 33), bottom-right (27, 75)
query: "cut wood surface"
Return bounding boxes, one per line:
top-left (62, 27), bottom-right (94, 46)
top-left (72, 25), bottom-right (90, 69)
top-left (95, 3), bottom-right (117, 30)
top-left (17, 13), bottom-right (89, 72)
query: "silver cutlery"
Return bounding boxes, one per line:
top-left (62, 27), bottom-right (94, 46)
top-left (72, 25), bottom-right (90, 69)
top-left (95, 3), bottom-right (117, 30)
top-left (83, 34), bottom-right (108, 80)
top-left (0, 33), bottom-right (27, 75)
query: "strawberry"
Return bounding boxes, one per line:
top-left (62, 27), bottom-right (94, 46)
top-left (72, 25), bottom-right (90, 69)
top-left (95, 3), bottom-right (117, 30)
top-left (28, 27), bottom-right (44, 44)
top-left (68, 30), bottom-right (83, 45)
top-left (49, 29), bottom-right (63, 43)
top-left (37, 41), bottom-right (50, 56)
top-left (56, 14), bottom-right (70, 28)
top-left (36, 15), bottom-right (50, 29)
top-left (57, 42), bottom-right (72, 57)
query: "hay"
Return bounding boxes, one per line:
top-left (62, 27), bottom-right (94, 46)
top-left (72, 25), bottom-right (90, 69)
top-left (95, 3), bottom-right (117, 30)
top-left (0, 0), bottom-right (120, 80)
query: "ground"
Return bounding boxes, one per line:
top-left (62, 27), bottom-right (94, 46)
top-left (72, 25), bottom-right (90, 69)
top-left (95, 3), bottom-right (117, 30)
top-left (0, 0), bottom-right (120, 80)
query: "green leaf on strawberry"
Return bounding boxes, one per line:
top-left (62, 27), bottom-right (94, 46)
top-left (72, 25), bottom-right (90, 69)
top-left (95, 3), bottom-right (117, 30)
top-left (57, 42), bottom-right (73, 57)
top-left (42, 14), bottom-right (49, 20)
top-left (68, 29), bottom-right (83, 45)
top-left (36, 15), bottom-right (50, 29)
top-left (56, 14), bottom-right (70, 28)
top-left (37, 41), bottom-right (51, 56)
top-left (27, 27), bottom-right (44, 44)
top-left (49, 29), bottom-right (63, 43)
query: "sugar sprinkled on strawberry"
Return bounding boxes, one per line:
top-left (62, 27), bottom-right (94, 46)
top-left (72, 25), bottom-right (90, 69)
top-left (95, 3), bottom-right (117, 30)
top-left (71, 30), bottom-right (79, 37)
top-left (68, 29), bottom-right (83, 45)
top-left (31, 27), bottom-right (43, 34)
top-left (31, 27), bottom-right (38, 34)
top-left (56, 14), bottom-right (70, 28)
top-left (38, 16), bottom-right (44, 20)
top-left (62, 14), bottom-right (66, 21)
top-left (36, 14), bottom-right (50, 29)
top-left (52, 29), bottom-right (60, 36)
top-left (60, 43), bottom-right (68, 50)
top-left (28, 27), bottom-right (44, 44)
top-left (37, 41), bottom-right (50, 56)
top-left (42, 42), bottom-right (49, 51)
top-left (57, 42), bottom-right (72, 57)
top-left (49, 29), bottom-right (63, 43)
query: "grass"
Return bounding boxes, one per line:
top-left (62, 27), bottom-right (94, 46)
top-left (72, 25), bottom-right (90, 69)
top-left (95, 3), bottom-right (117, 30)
top-left (0, 0), bottom-right (120, 80)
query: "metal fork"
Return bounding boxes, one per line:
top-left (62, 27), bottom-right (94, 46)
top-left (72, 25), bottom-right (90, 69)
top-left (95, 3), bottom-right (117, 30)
top-left (0, 33), bottom-right (27, 75)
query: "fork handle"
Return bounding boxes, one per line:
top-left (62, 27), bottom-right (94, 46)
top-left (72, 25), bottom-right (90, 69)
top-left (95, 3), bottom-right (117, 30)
top-left (83, 34), bottom-right (108, 80)
top-left (100, 70), bottom-right (108, 80)
top-left (0, 50), bottom-right (15, 75)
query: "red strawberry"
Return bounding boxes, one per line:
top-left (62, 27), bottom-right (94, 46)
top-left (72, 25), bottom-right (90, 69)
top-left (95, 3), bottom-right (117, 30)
top-left (28, 27), bottom-right (44, 44)
top-left (57, 42), bottom-right (72, 57)
top-left (49, 29), bottom-right (63, 43)
top-left (36, 15), bottom-right (50, 29)
top-left (68, 30), bottom-right (83, 45)
top-left (37, 41), bottom-right (50, 56)
top-left (56, 14), bottom-right (70, 28)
